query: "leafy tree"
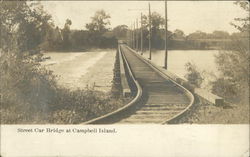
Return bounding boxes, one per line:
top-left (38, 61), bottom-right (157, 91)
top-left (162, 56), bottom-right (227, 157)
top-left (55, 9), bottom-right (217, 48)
top-left (211, 31), bottom-right (230, 39)
top-left (151, 12), bottom-right (165, 49)
top-left (84, 10), bottom-right (117, 48)
top-left (138, 14), bottom-right (150, 49)
top-left (231, 1), bottom-right (250, 33)
top-left (51, 26), bottom-right (63, 50)
top-left (141, 14), bottom-right (148, 26)
top-left (173, 29), bottom-right (186, 40)
top-left (85, 10), bottom-right (111, 34)
top-left (61, 19), bottom-right (72, 50)
top-left (187, 31), bottom-right (208, 40)
top-left (0, 1), bottom-right (54, 55)
top-left (151, 12), bottom-right (164, 30)
top-left (184, 62), bottom-right (203, 88)
top-left (134, 12), bottom-right (167, 49)
top-left (112, 25), bottom-right (128, 40)
top-left (211, 1), bottom-right (249, 103)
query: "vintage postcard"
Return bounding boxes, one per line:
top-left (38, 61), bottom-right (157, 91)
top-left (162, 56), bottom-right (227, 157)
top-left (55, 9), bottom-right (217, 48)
top-left (0, 0), bottom-right (249, 156)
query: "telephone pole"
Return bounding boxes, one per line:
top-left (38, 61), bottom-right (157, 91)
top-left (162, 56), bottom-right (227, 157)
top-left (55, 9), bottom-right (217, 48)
top-left (130, 24), bottom-right (133, 48)
top-left (148, 3), bottom-right (152, 60)
top-left (141, 13), bottom-right (143, 55)
top-left (164, 0), bottom-right (168, 69)
top-left (133, 25), bottom-right (135, 49)
top-left (134, 21), bottom-right (136, 49)
top-left (127, 8), bottom-right (148, 52)
top-left (136, 18), bottom-right (139, 52)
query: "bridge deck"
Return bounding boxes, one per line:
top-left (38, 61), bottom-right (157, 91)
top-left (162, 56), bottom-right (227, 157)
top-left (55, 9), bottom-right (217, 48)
top-left (117, 46), bottom-right (190, 124)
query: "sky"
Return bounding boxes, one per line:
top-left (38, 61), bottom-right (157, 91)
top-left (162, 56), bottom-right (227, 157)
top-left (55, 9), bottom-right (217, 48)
top-left (41, 1), bottom-right (247, 35)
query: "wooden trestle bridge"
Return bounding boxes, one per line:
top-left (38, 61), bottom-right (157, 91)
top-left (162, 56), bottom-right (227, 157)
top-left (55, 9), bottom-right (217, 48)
top-left (83, 44), bottom-right (202, 124)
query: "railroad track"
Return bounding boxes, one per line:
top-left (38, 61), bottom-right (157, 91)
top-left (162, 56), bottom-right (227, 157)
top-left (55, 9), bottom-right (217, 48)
top-left (83, 44), bottom-right (194, 124)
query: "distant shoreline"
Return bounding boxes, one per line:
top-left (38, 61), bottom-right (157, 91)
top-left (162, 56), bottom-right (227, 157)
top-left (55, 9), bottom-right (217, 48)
top-left (42, 48), bottom-right (116, 53)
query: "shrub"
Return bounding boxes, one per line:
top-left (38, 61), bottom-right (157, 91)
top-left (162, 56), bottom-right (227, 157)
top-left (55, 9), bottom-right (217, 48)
top-left (0, 53), bottom-right (124, 124)
top-left (184, 62), bottom-right (203, 88)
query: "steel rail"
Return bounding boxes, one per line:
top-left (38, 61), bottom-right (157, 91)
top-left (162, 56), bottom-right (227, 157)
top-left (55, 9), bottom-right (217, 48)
top-left (83, 45), bottom-right (194, 124)
top-left (125, 46), bottom-right (195, 124)
top-left (82, 45), bottom-right (143, 124)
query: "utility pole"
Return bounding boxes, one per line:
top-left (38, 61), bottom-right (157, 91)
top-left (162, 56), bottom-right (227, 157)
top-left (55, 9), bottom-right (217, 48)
top-left (132, 24), bottom-right (134, 49)
top-left (127, 8), bottom-right (148, 52)
top-left (164, 0), bottom-right (168, 69)
top-left (148, 2), bottom-right (152, 60)
top-left (130, 25), bottom-right (133, 48)
top-left (136, 18), bottom-right (139, 52)
top-left (134, 21), bottom-right (136, 49)
top-left (127, 27), bottom-right (130, 46)
top-left (141, 12), bottom-right (143, 55)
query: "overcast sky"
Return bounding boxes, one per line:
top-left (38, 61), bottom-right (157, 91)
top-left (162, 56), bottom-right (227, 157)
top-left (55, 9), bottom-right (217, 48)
top-left (41, 1), bottom-right (247, 34)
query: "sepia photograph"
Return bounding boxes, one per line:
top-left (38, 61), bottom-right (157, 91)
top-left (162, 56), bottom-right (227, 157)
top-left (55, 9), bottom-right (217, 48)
top-left (0, 0), bottom-right (249, 125)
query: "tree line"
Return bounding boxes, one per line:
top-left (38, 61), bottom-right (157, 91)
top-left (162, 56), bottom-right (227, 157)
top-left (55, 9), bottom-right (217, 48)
top-left (38, 9), bottom-right (118, 51)
top-left (125, 12), bottom-right (244, 50)
top-left (1, 1), bottom-right (241, 54)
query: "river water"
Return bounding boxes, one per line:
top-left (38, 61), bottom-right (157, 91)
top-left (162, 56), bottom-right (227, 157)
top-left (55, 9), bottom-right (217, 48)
top-left (143, 50), bottom-right (220, 89)
top-left (42, 50), bottom-right (116, 91)
top-left (42, 49), bottom-right (220, 91)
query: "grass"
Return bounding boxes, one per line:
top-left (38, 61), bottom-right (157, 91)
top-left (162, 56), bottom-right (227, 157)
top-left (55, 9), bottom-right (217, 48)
top-left (0, 52), bottom-right (126, 124)
top-left (0, 87), bottom-right (125, 124)
top-left (177, 95), bottom-right (249, 124)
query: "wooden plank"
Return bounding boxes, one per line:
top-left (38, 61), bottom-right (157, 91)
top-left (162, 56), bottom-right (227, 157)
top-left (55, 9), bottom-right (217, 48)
top-left (194, 88), bottom-right (224, 106)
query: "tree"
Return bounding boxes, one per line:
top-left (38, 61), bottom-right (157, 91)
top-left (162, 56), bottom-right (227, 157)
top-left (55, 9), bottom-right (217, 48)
top-left (135, 12), bottom-right (167, 49)
top-left (112, 25), bottom-right (128, 40)
top-left (152, 12), bottom-right (165, 48)
top-left (184, 62), bottom-right (203, 88)
top-left (211, 31), bottom-right (230, 39)
top-left (61, 19), bottom-right (72, 50)
top-left (85, 10), bottom-right (111, 34)
top-left (141, 14), bottom-right (148, 26)
top-left (187, 31), bottom-right (208, 40)
top-left (211, 1), bottom-right (249, 103)
top-left (0, 1), bottom-right (54, 55)
top-left (231, 1), bottom-right (250, 33)
top-left (173, 29), bottom-right (185, 40)
top-left (151, 12), bottom-right (164, 30)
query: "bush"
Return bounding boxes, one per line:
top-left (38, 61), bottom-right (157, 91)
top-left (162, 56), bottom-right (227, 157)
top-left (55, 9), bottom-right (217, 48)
top-left (0, 53), bottom-right (124, 124)
top-left (210, 1), bottom-right (249, 105)
top-left (184, 62), bottom-right (203, 88)
top-left (0, 53), bottom-right (56, 123)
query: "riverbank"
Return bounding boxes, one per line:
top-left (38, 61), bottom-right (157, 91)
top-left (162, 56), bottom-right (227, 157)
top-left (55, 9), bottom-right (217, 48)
top-left (1, 49), bottom-right (127, 124)
top-left (180, 100), bottom-right (249, 124)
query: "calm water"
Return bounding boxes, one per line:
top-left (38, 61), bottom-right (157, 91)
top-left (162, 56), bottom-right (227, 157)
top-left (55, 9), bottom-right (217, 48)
top-left (143, 50), bottom-right (220, 89)
top-left (42, 50), bottom-right (115, 91)
top-left (42, 50), bottom-right (220, 91)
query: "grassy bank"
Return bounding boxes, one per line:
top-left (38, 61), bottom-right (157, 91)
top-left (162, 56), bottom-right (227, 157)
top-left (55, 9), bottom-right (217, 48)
top-left (176, 95), bottom-right (249, 124)
top-left (0, 52), bottom-right (125, 124)
top-left (0, 88), bottom-right (124, 124)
